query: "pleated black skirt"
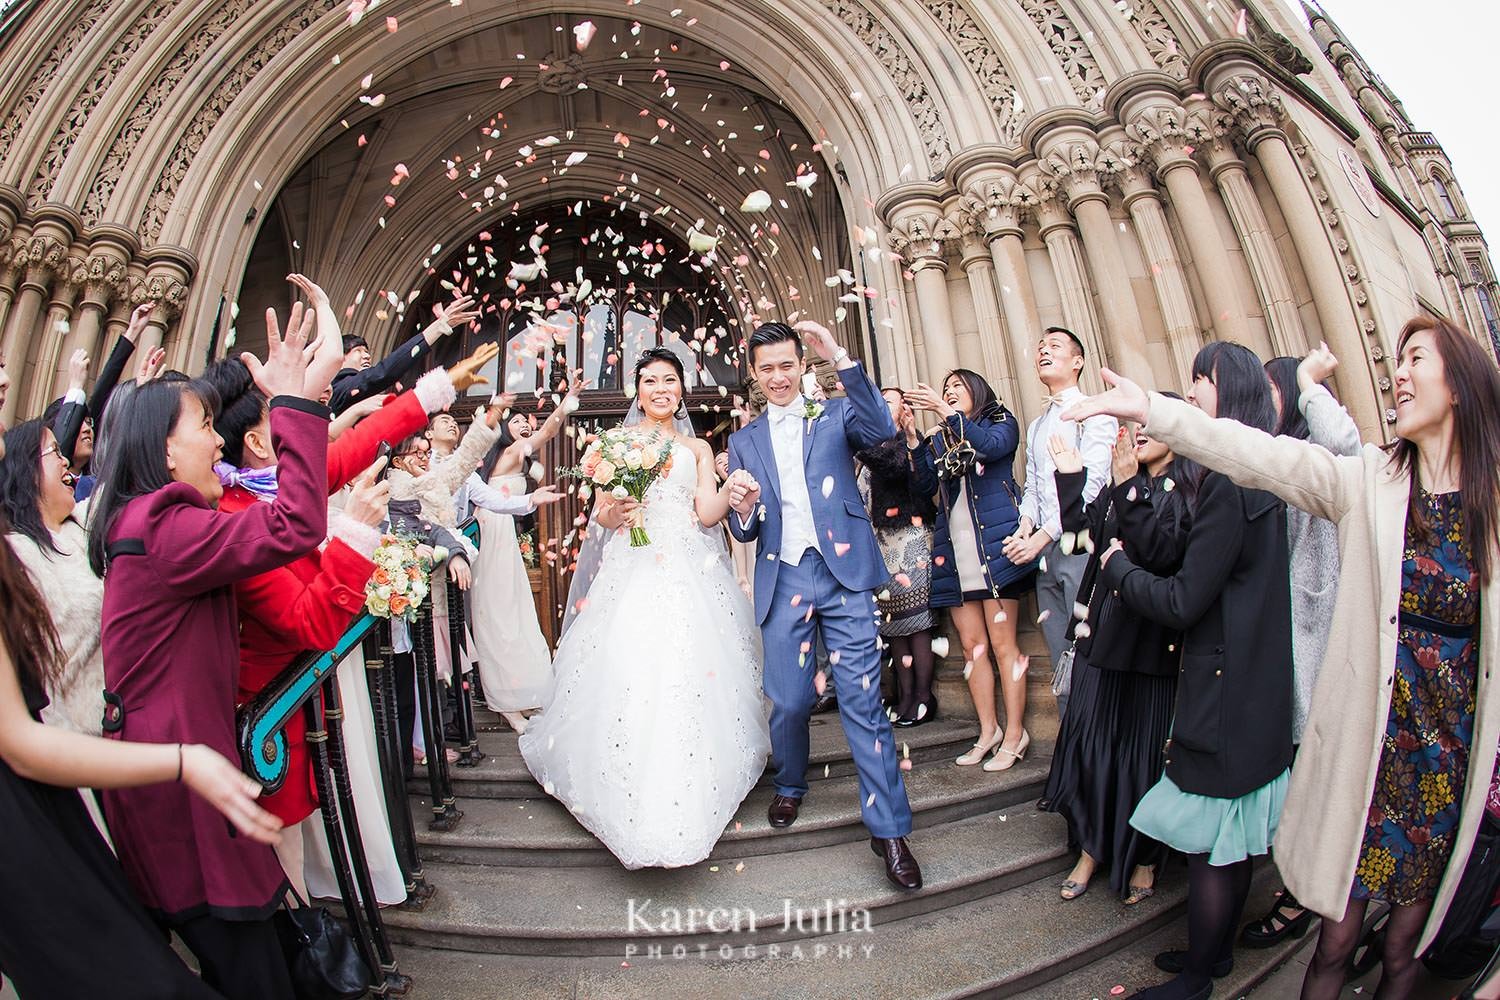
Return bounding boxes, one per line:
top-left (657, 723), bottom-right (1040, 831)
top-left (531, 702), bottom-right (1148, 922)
top-left (1042, 654), bottom-right (1177, 898)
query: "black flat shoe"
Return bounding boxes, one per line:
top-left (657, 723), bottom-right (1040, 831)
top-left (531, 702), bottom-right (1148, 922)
top-left (1240, 888), bottom-right (1313, 948)
top-left (1154, 949), bottom-right (1232, 978)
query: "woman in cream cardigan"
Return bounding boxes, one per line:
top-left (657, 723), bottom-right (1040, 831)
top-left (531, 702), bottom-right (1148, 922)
top-left (1064, 316), bottom-right (1500, 1000)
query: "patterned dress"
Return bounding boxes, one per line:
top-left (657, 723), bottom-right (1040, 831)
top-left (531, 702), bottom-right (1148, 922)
top-left (1352, 490), bottom-right (1479, 905)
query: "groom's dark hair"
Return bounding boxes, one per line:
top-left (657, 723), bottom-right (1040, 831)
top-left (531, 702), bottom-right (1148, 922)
top-left (746, 322), bottom-right (802, 366)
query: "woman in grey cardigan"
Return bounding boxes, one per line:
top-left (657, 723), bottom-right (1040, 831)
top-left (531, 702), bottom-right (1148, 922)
top-left (1240, 345), bottom-right (1363, 949)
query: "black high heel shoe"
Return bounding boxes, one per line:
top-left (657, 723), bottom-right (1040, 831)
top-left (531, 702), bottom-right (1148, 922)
top-left (894, 695), bottom-right (937, 728)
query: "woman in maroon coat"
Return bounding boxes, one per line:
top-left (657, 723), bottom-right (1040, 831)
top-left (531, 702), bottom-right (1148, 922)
top-left (87, 302), bottom-right (344, 1000)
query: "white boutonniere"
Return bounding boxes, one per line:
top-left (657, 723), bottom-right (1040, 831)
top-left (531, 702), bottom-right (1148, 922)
top-left (803, 400), bottom-right (825, 421)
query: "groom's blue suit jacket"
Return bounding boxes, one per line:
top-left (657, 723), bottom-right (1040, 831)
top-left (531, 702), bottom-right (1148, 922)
top-left (727, 362), bottom-right (898, 625)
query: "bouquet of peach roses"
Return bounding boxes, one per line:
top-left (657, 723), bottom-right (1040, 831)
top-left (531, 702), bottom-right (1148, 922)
top-left (365, 534), bottom-right (438, 621)
top-left (568, 427), bottom-right (674, 546)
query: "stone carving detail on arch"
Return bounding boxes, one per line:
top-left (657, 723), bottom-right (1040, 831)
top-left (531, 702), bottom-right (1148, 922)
top-left (919, 1), bottom-right (1024, 142)
top-left (818, 0), bottom-right (953, 170)
top-left (1213, 74), bottom-right (1287, 141)
top-left (0, 0), bottom-right (117, 165)
top-left (26, 0), bottom-right (186, 205)
top-left (1016, 0), bottom-right (1107, 108)
top-left (1124, 0), bottom-right (1188, 78)
top-left (887, 211), bottom-right (960, 264)
top-left (83, 0), bottom-right (252, 226)
top-left (140, 0), bottom-right (340, 244)
top-left (961, 173), bottom-right (1039, 235)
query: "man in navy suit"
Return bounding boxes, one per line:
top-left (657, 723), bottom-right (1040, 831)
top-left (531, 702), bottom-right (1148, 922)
top-left (726, 320), bottom-right (921, 890)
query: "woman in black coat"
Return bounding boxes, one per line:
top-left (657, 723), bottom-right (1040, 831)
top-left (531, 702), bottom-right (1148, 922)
top-left (908, 369), bottom-right (1035, 772)
top-left (1042, 394), bottom-right (1195, 905)
top-left (1092, 343), bottom-right (1294, 1000)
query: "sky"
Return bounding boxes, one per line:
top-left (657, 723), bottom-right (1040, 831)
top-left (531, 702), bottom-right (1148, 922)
top-left (1291, 0), bottom-right (1500, 241)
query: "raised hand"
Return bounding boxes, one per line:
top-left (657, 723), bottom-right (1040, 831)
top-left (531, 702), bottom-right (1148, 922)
top-left (1298, 341), bottom-right (1339, 392)
top-left (1060, 368), bottom-right (1148, 426)
top-left (906, 382), bottom-right (954, 418)
top-left (242, 303), bottom-right (315, 399)
top-left (121, 302), bottom-right (153, 344)
top-left (727, 469), bottom-right (761, 516)
top-left (526, 485), bottom-right (563, 507)
top-left (286, 272), bottom-right (330, 311)
top-left (449, 342), bottom-right (500, 392)
top-left (1048, 432), bottom-right (1083, 475)
top-left (134, 346), bottom-right (167, 385)
top-left (429, 295), bottom-right (480, 340)
top-left (179, 744), bottom-right (284, 846)
top-left (342, 457), bottom-right (391, 527)
top-left (792, 319), bottom-right (841, 364)
top-left (66, 349), bottom-right (89, 393)
top-left (483, 390), bottom-right (516, 428)
top-left (288, 274), bottom-right (345, 398)
top-left (1110, 425), bottom-right (1139, 485)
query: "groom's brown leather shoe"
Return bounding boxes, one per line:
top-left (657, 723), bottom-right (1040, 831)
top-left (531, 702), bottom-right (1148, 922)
top-left (870, 836), bottom-right (923, 890)
top-left (767, 794), bottom-right (801, 828)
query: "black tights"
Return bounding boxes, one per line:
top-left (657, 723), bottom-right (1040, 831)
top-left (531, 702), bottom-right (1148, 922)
top-left (1139, 854), bottom-right (1254, 998)
top-left (887, 630), bottom-right (934, 719)
top-left (1301, 896), bottom-right (1432, 1000)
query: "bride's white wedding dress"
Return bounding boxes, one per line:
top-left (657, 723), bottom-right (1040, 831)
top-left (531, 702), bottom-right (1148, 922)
top-left (518, 441), bottom-right (771, 869)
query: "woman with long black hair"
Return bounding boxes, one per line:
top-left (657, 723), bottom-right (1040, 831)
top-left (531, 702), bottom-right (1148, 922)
top-left (0, 358), bottom-right (283, 1000)
top-left (88, 302), bottom-right (343, 1000)
top-left (1041, 395), bottom-right (1195, 905)
top-left (1066, 317), bottom-right (1500, 1000)
top-left (908, 369), bottom-right (1035, 771)
top-left (1075, 341), bottom-right (1294, 1000)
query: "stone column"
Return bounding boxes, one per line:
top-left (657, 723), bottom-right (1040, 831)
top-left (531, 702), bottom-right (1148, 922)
top-left (0, 186), bottom-right (22, 340)
top-left (27, 257), bottom-right (84, 415)
top-left (957, 231), bottom-right (1008, 375)
top-left (0, 246), bottom-right (59, 423)
top-left (1031, 183), bottom-right (1106, 389)
top-left (881, 189), bottom-right (962, 386)
top-left (140, 248), bottom-right (195, 369)
top-left (1116, 157), bottom-right (1201, 389)
top-left (1126, 102), bottom-right (1267, 358)
top-left (1211, 69), bottom-right (1379, 431)
top-left (1038, 134), bottom-right (1153, 384)
top-left (957, 172), bottom-right (1046, 425)
top-left (1189, 107), bottom-right (1306, 358)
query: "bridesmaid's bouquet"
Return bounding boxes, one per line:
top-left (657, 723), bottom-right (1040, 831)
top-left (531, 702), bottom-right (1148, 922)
top-left (365, 534), bottom-right (437, 621)
top-left (568, 427), bottom-right (674, 547)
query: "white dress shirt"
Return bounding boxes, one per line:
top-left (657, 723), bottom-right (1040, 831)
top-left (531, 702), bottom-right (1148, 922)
top-left (1017, 385), bottom-right (1118, 543)
top-left (765, 395), bottom-right (822, 566)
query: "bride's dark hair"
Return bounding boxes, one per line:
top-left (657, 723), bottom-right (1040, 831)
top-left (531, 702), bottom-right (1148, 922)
top-left (633, 347), bottom-right (688, 419)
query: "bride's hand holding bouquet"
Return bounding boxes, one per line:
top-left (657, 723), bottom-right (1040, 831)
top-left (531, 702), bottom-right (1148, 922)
top-left (568, 426), bottom-right (675, 546)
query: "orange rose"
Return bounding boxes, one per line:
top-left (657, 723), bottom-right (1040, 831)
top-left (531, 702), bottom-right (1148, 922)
top-left (389, 595), bottom-right (409, 615)
top-left (372, 567), bottom-right (391, 586)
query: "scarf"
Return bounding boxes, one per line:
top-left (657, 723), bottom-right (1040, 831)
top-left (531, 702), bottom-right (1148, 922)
top-left (214, 461), bottom-right (280, 502)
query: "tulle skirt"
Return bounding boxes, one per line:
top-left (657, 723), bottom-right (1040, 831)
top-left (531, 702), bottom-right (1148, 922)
top-left (1042, 655), bottom-right (1175, 897)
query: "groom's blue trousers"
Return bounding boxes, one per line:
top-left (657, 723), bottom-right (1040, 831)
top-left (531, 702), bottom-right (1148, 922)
top-left (763, 549), bottom-right (913, 839)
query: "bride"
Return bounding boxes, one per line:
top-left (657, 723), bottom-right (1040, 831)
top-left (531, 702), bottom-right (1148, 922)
top-left (518, 347), bottom-right (772, 869)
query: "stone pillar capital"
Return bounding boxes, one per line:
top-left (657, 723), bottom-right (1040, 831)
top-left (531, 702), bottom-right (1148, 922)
top-left (1210, 71), bottom-right (1288, 150)
top-left (1036, 135), bottom-right (1111, 210)
top-left (959, 173), bottom-right (1035, 242)
top-left (886, 206), bottom-right (958, 270)
top-left (1125, 104), bottom-right (1202, 179)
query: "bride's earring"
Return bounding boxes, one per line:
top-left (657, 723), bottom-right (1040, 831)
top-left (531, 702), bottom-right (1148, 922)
top-left (676, 398), bottom-right (689, 420)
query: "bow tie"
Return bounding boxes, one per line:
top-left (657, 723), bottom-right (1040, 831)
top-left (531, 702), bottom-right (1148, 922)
top-left (1042, 393), bottom-right (1070, 409)
top-left (215, 461), bottom-right (280, 502)
top-left (768, 398), bottom-right (806, 425)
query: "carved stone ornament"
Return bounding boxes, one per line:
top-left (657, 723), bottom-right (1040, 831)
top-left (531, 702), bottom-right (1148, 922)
top-left (1214, 75), bottom-right (1287, 140)
top-left (819, 0), bottom-right (952, 170)
top-left (1127, 105), bottom-right (1199, 171)
top-left (1017, 0), bottom-right (1107, 108)
top-left (1240, 3), bottom-right (1315, 77)
top-left (960, 174), bottom-right (1037, 235)
top-left (130, 272), bottom-right (190, 316)
top-left (85, 0), bottom-right (257, 225)
top-left (0, 0), bottom-right (114, 160)
top-left (1040, 139), bottom-right (1110, 202)
top-left (919, 0), bottom-right (1024, 141)
top-left (538, 53), bottom-right (587, 94)
top-left (27, 0), bottom-right (186, 204)
top-left (887, 212), bottom-right (959, 264)
top-left (142, 0), bottom-right (341, 243)
top-left (1122, 0), bottom-right (1189, 78)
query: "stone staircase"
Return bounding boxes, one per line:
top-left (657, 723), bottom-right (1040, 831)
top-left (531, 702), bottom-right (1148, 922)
top-left (384, 686), bottom-right (1308, 999)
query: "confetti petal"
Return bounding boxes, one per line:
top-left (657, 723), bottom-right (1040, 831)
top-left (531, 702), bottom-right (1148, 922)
top-left (740, 190), bottom-right (773, 213)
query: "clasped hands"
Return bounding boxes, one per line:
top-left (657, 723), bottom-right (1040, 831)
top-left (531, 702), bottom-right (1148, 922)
top-left (726, 469), bottom-right (762, 517)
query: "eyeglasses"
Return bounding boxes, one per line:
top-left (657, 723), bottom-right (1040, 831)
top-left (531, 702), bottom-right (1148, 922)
top-left (40, 444), bottom-right (65, 463)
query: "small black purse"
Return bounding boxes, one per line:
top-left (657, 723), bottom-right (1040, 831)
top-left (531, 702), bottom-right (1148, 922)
top-left (274, 888), bottom-right (372, 1000)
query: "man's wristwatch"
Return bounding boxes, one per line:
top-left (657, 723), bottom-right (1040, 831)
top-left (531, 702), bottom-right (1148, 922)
top-left (831, 347), bottom-right (850, 365)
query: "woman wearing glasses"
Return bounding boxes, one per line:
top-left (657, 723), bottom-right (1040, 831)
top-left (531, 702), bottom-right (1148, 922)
top-left (908, 370), bottom-right (1037, 772)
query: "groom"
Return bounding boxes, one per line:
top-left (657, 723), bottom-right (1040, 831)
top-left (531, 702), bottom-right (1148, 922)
top-left (727, 320), bottom-right (921, 890)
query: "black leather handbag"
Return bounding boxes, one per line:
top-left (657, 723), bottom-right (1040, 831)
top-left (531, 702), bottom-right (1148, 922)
top-left (274, 889), bottom-right (372, 1000)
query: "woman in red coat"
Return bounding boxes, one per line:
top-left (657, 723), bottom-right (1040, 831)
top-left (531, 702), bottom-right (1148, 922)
top-left (204, 282), bottom-right (496, 830)
top-left (89, 300), bottom-right (343, 1000)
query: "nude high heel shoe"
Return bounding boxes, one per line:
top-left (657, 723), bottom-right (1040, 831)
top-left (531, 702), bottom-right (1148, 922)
top-left (983, 729), bottom-right (1030, 772)
top-left (501, 710), bottom-right (529, 736)
top-left (955, 730), bottom-right (1003, 766)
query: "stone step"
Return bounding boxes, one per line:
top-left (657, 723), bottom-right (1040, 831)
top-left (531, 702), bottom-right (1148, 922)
top-left (387, 863), bottom-right (1192, 998)
top-left (414, 716), bottom-right (988, 800)
top-left (385, 809), bottom-right (1070, 956)
top-left (1037, 861), bottom-right (1309, 999)
top-left (412, 746), bottom-right (1051, 867)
